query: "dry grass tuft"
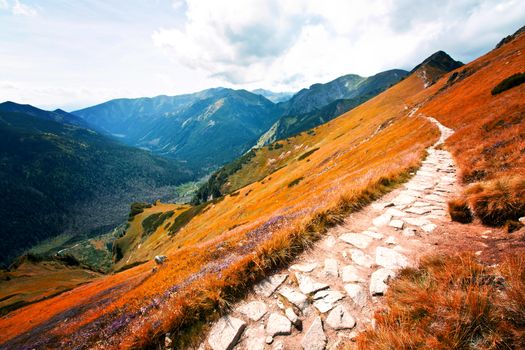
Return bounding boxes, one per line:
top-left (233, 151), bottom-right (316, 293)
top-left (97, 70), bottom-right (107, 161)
top-left (448, 198), bottom-right (474, 224)
top-left (464, 175), bottom-right (525, 226)
top-left (355, 252), bottom-right (525, 350)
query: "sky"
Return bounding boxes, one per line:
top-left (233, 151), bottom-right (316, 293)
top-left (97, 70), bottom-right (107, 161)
top-left (0, 0), bottom-right (524, 111)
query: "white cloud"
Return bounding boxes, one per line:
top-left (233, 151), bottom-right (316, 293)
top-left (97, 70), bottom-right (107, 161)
top-left (1, 0), bottom-right (38, 16)
top-left (152, 0), bottom-right (525, 91)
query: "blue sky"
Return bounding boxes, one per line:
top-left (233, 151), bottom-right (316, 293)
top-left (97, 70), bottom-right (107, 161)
top-left (1, 0), bottom-right (524, 110)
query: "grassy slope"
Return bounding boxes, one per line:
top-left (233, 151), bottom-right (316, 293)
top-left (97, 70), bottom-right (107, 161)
top-left (415, 32), bottom-right (524, 183)
top-left (0, 71), bottom-right (438, 348)
top-left (350, 31), bottom-right (525, 350)
top-left (0, 262), bottom-right (101, 316)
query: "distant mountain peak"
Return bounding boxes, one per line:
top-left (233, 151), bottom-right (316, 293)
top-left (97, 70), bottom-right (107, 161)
top-left (410, 50), bottom-right (463, 75)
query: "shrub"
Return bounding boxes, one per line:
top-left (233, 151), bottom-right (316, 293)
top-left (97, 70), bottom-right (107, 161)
top-left (464, 176), bottom-right (525, 226)
top-left (448, 198), bottom-right (473, 223)
top-left (491, 72), bottom-right (525, 95)
top-left (297, 147), bottom-right (320, 161)
top-left (287, 177), bottom-right (304, 188)
top-left (128, 202), bottom-right (152, 219)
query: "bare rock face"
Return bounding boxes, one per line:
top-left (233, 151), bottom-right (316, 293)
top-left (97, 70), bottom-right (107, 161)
top-left (301, 316), bottom-right (327, 350)
top-left (208, 316), bottom-right (246, 350)
top-left (326, 305), bottom-right (356, 330)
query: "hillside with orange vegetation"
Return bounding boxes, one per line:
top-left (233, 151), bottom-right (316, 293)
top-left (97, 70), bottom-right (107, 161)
top-left (1, 29), bottom-right (524, 350)
top-left (411, 28), bottom-right (525, 227)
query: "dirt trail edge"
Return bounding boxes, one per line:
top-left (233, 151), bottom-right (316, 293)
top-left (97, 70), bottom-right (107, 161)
top-left (197, 118), bottom-right (456, 350)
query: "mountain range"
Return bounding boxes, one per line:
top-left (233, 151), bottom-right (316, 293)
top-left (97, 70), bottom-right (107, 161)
top-left (72, 69), bottom-right (409, 173)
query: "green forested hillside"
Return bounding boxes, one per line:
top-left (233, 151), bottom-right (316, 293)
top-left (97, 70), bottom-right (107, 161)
top-left (0, 107), bottom-right (193, 266)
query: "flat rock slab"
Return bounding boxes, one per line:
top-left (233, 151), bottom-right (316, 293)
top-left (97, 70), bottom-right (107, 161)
top-left (344, 283), bottom-right (367, 307)
top-left (279, 287), bottom-right (308, 310)
top-left (340, 233), bottom-right (373, 249)
top-left (404, 217), bottom-right (432, 227)
top-left (376, 247), bottom-right (409, 268)
top-left (370, 268), bottom-right (396, 296)
top-left (392, 193), bottom-right (416, 206)
top-left (326, 305), bottom-right (356, 330)
top-left (254, 274), bottom-right (288, 297)
top-left (208, 316), bottom-right (246, 350)
top-left (237, 301), bottom-right (267, 321)
top-left (296, 273), bottom-right (329, 294)
top-left (323, 258), bottom-right (339, 277)
top-left (372, 213), bottom-right (393, 227)
top-left (405, 207), bottom-right (432, 215)
top-left (385, 208), bottom-right (407, 217)
top-left (422, 223), bottom-right (438, 233)
top-left (385, 236), bottom-right (397, 245)
top-left (290, 263), bottom-right (318, 273)
top-left (389, 219), bottom-right (404, 229)
top-left (350, 249), bottom-right (374, 268)
top-left (313, 290), bottom-right (344, 313)
top-left (245, 325), bottom-right (266, 350)
top-left (266, 313), bottom-right (292, 337)
top-left (301, 316), bottom-right (327, 350)
top-left (362, 230), bottom-right (384, 239)
top-left (341, 265), bottom-right (365, 283)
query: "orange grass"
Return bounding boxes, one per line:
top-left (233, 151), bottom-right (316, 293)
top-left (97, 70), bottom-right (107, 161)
top-left (354, 252), bottom-right (525, 350)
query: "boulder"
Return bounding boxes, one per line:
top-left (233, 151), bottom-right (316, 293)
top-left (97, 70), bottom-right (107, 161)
top-left (154, 255), bottom-right (167, 265)
top-left (344, 283), bottom-right (367, 307)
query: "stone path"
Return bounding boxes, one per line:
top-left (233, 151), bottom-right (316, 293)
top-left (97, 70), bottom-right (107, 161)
top-left (199, 118), bottom-right (456, 350)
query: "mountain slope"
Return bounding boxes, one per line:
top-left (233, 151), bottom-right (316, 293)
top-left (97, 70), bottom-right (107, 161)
top-left (0, 105), bottom-right (193, 266)
top-left (73, 88), bottom-right (282, 172)
top-left (257, 69), bottom-right (409, 145)
top-left (0, 101), bottom-right (88, 127)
